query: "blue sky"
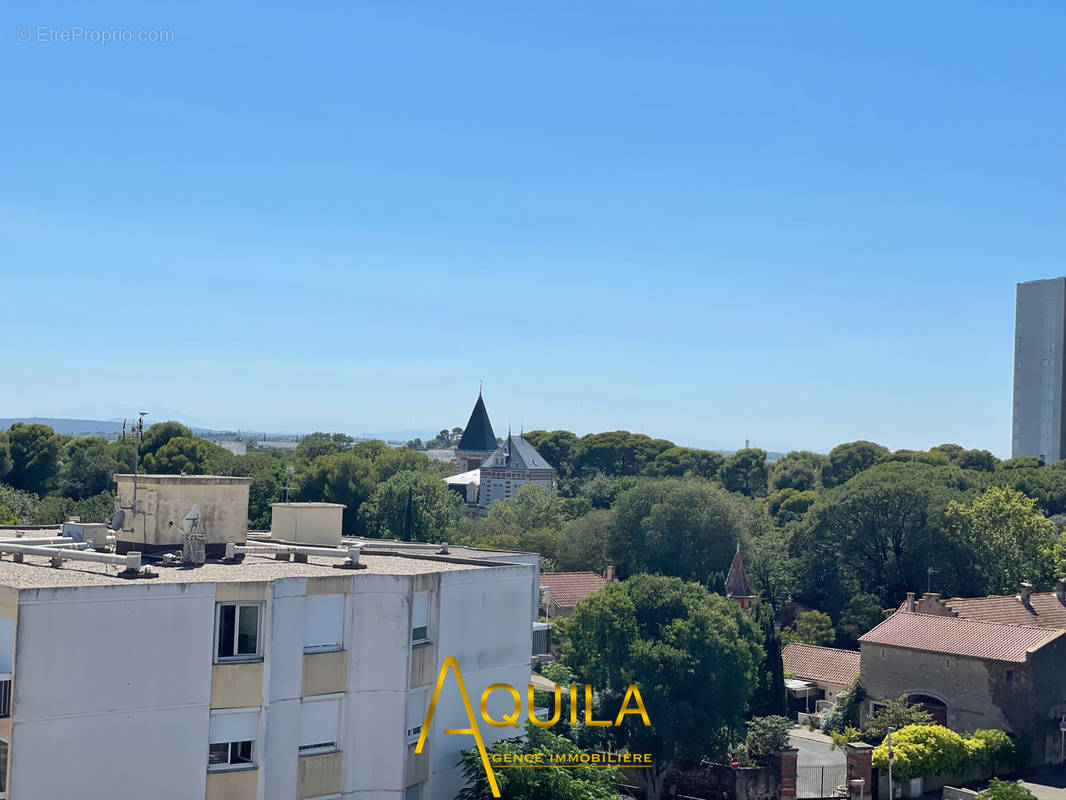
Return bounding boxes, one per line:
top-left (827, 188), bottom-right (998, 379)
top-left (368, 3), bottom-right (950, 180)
top-left (2, 1), bottom-right (1064, 455)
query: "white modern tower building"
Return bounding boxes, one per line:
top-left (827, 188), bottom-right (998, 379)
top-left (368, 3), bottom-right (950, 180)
top-left (1012, 277), bottom-right (1066, 462)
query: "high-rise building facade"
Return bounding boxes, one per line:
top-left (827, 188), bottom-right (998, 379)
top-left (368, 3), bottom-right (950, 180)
top-left (1012, 277), bottom-right (1066, 462)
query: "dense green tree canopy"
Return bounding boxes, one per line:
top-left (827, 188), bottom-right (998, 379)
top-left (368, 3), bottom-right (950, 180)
top-left (359, 469), bottom-right (463, 542)
top-left (6, 422), bottom-right (63, 495)
top-left (823, 440), bottom-right (889, 488)
top-left (607, 479), bottom-right (747, 582)
top-left (563, 575), bottom-right (763, 800)
top-left (139, 420), bottom-right (194, 458)
top-left (61, 436), bottom-right (119, 499)
top-left (294, 431), bottom-right (354, 460)
top-left (719, 448), bottom-right (769, 497)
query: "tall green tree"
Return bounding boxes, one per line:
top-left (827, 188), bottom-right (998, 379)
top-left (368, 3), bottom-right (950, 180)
top-left (140, 436), bottom-right (215, 475)
top-left (749, 603), bottom-right (787, 716)
top-left (61, 436), bottom-right (119, 499)
top-left (771, 450), bottom-right (827, 492)
top-left (837, 593), bottom-right (885, 648)
top-left (139, 421), bottom-right (194, 458)
top-left (358, 469), bottom-right (463, 542)
top-left (295, 451), bottom-right (376, 533)
top-left (822, 440), bottom-right (889, 488)
top-left (947, 486), bottom-right (1057, 594)
top-left (781, 610), bottom-right (835, 646)
top-left (608, 479), bottom-right (745, 582)
top-left (563, 575), bottom-right (763, 800)
top-left (0, 431), bottom-right (12, 482)
top-left (6, 422), bottom-right (63, 494)
top-left (719, 448), bottom-right (769, 497)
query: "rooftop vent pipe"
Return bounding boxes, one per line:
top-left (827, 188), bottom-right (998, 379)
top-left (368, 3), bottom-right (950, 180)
top-left (0, 541), bottom-right (154, 579)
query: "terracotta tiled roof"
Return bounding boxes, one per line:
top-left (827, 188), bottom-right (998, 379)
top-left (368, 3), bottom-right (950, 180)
top-left (725, 549), bottom-right (755, 599)
top-left (943, 593), bottom-right (1066, 629)
top-left (859, 611), bottom-right (1064, 664)
top-left (540, 572), bottom-right (608, 609)
top-left (782, 643), bottom-right (860, 687)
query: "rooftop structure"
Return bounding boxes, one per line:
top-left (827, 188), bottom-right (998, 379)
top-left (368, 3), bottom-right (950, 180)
top-left (0, 504), bottom-right (541, 800)
top-left (539, 569), bottom-right (611, 617)
top-left (724, 545), bottom-right (755, 608)
top-left (782, 642), bottom-right (861, 687)
top-left (906, 582), bottom-right (1066, 629)
top-left (454, 392), bottom-right (497, 472)
top-left (859, 611), bottom-right (1062, 664)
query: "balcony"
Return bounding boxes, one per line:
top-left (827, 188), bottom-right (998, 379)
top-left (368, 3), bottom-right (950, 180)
top-left (0, 674), bottom-right (10, 718)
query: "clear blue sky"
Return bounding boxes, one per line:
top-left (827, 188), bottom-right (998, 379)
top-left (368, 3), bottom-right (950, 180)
top-left (2, 1), bottom-right (1064, 455)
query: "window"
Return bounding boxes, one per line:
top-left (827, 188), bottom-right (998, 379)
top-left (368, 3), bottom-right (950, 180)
top-left (0, 739), bottom-right (7, 798)
top-left (305, 594), bottom-right (344, 653)
top-left (1006, 669), bottom-right (1014, 684)
top-left (407, 690), bottom-right (426, 744)
top-left (300, 696), bottom-right (341, 755)
top-left (411, 593), bottom-right (429, 644)
top-left (216, 603), bottom-right (261, 662)
top-left (404, 784), bottom-right (423, 800)
top-left (208, 708), bottom-right (258, 771)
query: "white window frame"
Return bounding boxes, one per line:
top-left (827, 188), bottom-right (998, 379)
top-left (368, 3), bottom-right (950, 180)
top-left (215, 602), bottom-right (263, 663)
top-left (304, 594), bottom-right (344, 654)
top-left (411, 592), bottom-right (430, 645)
top-left (406, 689), bottom-right (427, 745)
top-left (207, 707), bottom-right (259, 772)
top-left (299, 694), bottom-right (343, 756)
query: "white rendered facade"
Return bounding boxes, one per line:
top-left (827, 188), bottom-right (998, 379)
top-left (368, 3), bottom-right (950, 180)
top-left (0, 549), bottom-right (535, 800)
top-left (1013, 277), bottom-right (1066, 462)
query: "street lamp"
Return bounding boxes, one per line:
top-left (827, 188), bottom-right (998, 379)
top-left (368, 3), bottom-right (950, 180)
top-left (887, 727), bottom-right (895, 800)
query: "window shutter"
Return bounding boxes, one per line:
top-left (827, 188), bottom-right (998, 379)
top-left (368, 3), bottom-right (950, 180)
top-left (300, 698), bottom-right (340, 749)
top-left (209, 709), bottom-right (258, 744)
top-left (305, 594), bottom-right (344, 651)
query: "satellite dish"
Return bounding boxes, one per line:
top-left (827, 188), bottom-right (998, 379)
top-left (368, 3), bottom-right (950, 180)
top-left (182, 505), bottom-right (202, 535)
top-left (109, 510), bottom-right (126, 531)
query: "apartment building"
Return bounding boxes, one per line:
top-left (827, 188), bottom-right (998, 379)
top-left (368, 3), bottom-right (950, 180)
top-left (1012, 277), bottom-right (1066, 462)
top-left (0, 495), bottom-right (537, 800)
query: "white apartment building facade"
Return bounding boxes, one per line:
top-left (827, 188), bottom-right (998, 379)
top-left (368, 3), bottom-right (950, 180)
top-left (0, 540), bottom-right (536, 800)
top-left (1013, 277), bottom-right (1066, 462)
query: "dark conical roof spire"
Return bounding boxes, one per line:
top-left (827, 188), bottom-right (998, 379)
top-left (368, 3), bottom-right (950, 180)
top-left (456, 391), bottom-right (497, 452)
top-left (725, 545), bottom-right (755, 600)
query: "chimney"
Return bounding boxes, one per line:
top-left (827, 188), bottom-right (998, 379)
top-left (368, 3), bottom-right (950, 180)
top-left (1020, 581), bottom-right (1033, 608)
top-left (1056, 578), bottom-right (1066, 605)
top-left (605, 565), bottom-right (616, 582)
top-left (906, 592), bottom-right (916, 612)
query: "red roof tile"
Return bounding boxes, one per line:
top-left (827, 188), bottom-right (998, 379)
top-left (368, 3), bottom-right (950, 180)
top-left (782, 643), bottom-right (860, 687)
top-left (944, 593), bottom-right (1066, 629)
top-left (859, 611), bottom-right (1064, 664)
top-left (540, 572), bottom-right (608, 609)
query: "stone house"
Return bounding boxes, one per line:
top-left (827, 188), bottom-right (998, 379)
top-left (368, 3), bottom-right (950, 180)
top-left (782, 642), bottom-right (860, 708)
top-left (858, 587), bottom-right (1066, 764)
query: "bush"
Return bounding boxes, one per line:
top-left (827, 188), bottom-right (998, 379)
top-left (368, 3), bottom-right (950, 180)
top-left (872, 724), bottom-right (968, 782)
top-left (821, 677), bottom-right (864, 734)
top-left (979, 779), bottom-right (1036, 800)
top-left (967, 729), bottom-right (1014, 768)
top-left (745, 715), bottom-right (791, 765)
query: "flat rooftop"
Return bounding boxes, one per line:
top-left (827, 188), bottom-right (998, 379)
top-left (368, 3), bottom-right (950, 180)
top-left (0, 528), bottom-right (509, 589)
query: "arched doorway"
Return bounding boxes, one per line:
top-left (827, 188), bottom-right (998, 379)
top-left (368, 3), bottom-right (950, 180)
top-left (906, 693), bottom-right (948, 725)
